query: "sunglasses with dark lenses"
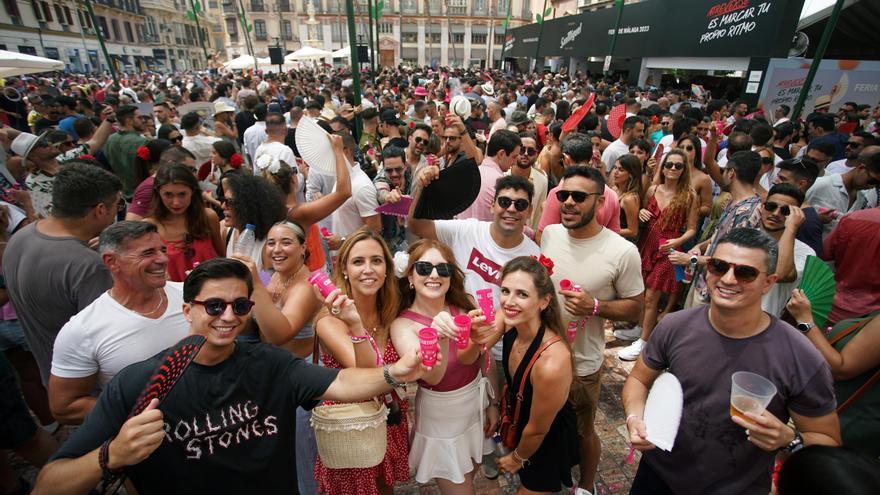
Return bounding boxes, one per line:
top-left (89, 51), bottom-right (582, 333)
top-left (496, 196), bottom-right (530, 211)
top-left (764, 201), bottom-right (791, 216)
top-left (191, 298), bottom-right (255, 316)
top-left (170, 135), bottom-right (183, 142)
top-left (845, 141), bottom-right (861, 148)
top-left (555, 190), bottom-right (600, 203)
top-left (523, 147), bottom-right (537, 156)
top-left (413, 261), bottom-right (455, 277)
top-left (384, 166), bottom-right (404, 175)
top-left (682, 145), bottom-right (695, 151)
top-left (706, 258), bottom-right (763, 283)
top-left (413, 136), bottom-right (428, 145)
top-left (761, 156), bottom-right (774, 165)
top-left (663, 162), bottom-right (685, 170)
top-left (443, 135), bottom-right (461, 141)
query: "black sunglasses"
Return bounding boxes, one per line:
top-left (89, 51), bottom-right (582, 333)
top-left (496, 196), bottom-right (530, 212)
top-left (845, 141), bottom-right (861, 148)
top-left (706, 258), bottom-right (763, 283)
top-left (663, 162), bottom-right (685, 170)
top-left (191, 297), bottom-right (255, 316)
top-left (523, 147), bottom-right (537, 156)
top-left (170, 135), bottom-right (183, 142)
top-left (555, 190), bottom-right (600, 203)
top-left (413, 136), bottom-right (428, 145)
top-left (761, 156), bottom-right (774, 165)
top-left (681, 145), bottom-right (694, 151)
top-left (764, 201), bottom-right (791, 216)
top-left (443, 135), bottom-right (461, 141)
top-left (413, 261), bottom-right (455, 277)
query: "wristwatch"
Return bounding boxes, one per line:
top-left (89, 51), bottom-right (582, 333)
top-left (689, 255), bottom-right (699, 266)
top-left (782, 428), bottom-right (804, 454)
top-left (383, 365), bottom-right (404, 387)
top-left (796, 321), bottom-right (815, 334)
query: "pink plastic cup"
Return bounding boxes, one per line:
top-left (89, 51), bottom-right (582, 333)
top-left (476, 288), bottom-right (495, 324)
top-left (308, 271), bottom-right (338, 298)
top-left (560, 279), bottom-right (582, 293)
top-left (320, 227), bottom-right (332, 237)
top-left (453, 315), bottom-right (472, 349)
top-left (418, 327), bottom-right (439, 366)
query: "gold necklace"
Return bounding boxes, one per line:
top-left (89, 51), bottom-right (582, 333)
top-left (271, 265), bottom-right (303, 303)
top-left (111, 289), bottom-right (165, 318)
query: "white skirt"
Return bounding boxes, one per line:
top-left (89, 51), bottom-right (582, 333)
top-left (409, 374), bottom-right (495, 484)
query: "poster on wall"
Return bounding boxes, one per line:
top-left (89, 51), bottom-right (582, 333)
top-left (757, 58), bottom-right (880, 117)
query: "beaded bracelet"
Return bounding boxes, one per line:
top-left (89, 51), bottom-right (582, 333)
top-left (512, 449), bottom-right (531, 467)
top-left (349, 334), bottom-right (369, 344)
top-left (99, 438), bottom-right (123, 476)
top-left (591, 298), bottom-right (600, 317)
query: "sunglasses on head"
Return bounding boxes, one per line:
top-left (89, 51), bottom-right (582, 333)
top-left (522, 147), bottom-right (537, 156)
top-left (413, 261), bottom-right (455, 277)
top-left (764, 201), bottom-right (791, 216)
top-left (706, 258), bottom-right (763, 283)
top-left (663, 162), bottom-right (685, 170)
top-left (191, 297), bottom-right (255, 316)
top-left (555, 190), bottom-right (600, 203)
top-left (496, 196), bottom-right (530, 211)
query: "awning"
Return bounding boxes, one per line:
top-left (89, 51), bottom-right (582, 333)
top-left (799, 0), bottom-right (880, 60)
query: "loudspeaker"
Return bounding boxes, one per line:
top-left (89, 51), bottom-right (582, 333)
top-left (357, 45), bottom-right (370, 63)
top-left (268, 47), bottom-right (284, 65)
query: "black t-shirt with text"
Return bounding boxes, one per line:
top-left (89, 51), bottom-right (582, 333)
top-left (53, 341), bottom-right (338, 494)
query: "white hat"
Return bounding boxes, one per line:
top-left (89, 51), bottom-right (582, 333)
top-left (450, 95), bottom-right (471, 118)
top-left (11, 132), bottom-right (47, 164)
top-left (480, 83), bottom-right (495, 96)
top-left (213, 101), bottom-right (236, 115)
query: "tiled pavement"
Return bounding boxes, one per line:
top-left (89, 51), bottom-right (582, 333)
top-left (11, 327), bottom-right (639, 495)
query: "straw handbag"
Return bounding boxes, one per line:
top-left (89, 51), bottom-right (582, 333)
top-left (310, 398), bottom-right (389, 469)
top-left (310, 335), bottom-right (389, 469)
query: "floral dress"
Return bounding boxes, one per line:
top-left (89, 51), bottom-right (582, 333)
top-left (314, 340), bottom-right (410, 495)
top-left (638, 195), bottom-right (686, 294)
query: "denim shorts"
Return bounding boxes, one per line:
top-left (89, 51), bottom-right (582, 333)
top-left (0, 319), bottom-right (28, 352)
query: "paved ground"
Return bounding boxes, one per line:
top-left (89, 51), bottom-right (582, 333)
top-left (10, 327), bottom-right (638, 495)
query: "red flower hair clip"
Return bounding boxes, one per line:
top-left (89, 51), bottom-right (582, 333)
top-left (136, 145), bottom-right (151, 162)
top-left (229, 153), bottom-right (244, 169)
top-left (531, 254), bottom-right (555, 276)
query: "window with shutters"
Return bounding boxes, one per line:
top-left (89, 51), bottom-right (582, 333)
top-left (254, 19), bottom-right (266, 40)
top-left (111, 18), bottom-right (121, 39)
top-left (124, 21), bottom-right (134, 42)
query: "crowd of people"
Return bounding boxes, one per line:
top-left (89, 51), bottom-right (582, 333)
top-left (0, 64), bottom-right (878, 495)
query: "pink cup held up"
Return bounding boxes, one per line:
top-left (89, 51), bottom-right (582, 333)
top-left (560, 279), bottom-right (582, 293)
top-left (418, 327), bottom-right (439, 366)
top-left (453, 314), bottom-right (472, 349)
top-left (476, 288), bottom-right (495, 324)
top-left (320, 227), bottom-right (332, 237)
top-left (308, 271), bottom-right (338, 299)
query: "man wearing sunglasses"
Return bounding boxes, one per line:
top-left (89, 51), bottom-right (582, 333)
top-left (825, 132), bottom-right (875, 175)
top-left (806, 146), bottom-right (880, 235)
top-left (541, 166), bottom-right (644, 495)
top-left (504, 132), bottom-right (548, 230)
top-left (624, 228), bottom-right (840, 495)
top-left (405, 123), bottom-right (433, 172)
top-left (457, 130), bottom-right (522, 222)
top-left (48, 222), bottom-right (189, 425)
top-left (35, 258), bottom-right (435, 494)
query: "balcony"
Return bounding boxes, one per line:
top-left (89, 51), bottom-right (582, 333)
top-left (222, 1), bottom-right (236, 12)
top-left (278, 0), bottom-right (291, 11)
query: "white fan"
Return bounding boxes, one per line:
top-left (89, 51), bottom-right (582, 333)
top-left (644, 372), bottom-right (683, 452)
top-left (450, 95), bottom-right (472, 119)
top-left (295, 116), bottom-right (338, 176)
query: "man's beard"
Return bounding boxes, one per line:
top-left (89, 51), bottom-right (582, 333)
top-left (562, 205), bottom-right (596, 230)
top-left (516, 160), bottom-right (533, 169)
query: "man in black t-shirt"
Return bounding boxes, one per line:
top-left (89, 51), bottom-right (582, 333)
top-left (34, 258), bottom-right (433, 495)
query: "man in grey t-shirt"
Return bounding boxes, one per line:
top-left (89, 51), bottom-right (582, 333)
top-left (622, 228), bottom-right (840, 495)
top-left (3, 163), bottom-right (120, 384)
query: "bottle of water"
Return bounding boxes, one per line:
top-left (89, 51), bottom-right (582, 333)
top-left (493, 434), bottom-right (520, 493)
top-left (234, 224), bottom-right (256, 257)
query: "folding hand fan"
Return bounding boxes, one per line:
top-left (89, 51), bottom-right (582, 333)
top-left (295, 116), bottom-right (338, 176)
top-left (413, 158), bottom-right (480, 220)
top-left (607, 103), bottom-right (627, 139)
top-left (376, 195), bottom-right (413, 217)
top-left (644, 372), bottom-right (683, 452)
top-left (798, 255), bottom-right (836, 328)
top-left (129, 335), bottom-right (207, 417)
top-left (562, 93), bottom-right (596, 133)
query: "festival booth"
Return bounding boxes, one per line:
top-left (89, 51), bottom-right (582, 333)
top-left (505, 0), bottom-right (805, 98)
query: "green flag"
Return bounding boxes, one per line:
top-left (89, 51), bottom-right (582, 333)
top-left (501, 9), bottom-right (511, 29)
top-left (186, 10), bottom-right (196, 21)
top-left (376, 0), bottom-right (384, 19)
top-left (193, 0), bottom-right (202, 12)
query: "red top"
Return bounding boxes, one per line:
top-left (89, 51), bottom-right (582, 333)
top-left (399, 307), bottom-right (480, 392)
top-left (163, 236), bottom-right (219, 282)
top-left (823, 207), bottom-right (880, 323)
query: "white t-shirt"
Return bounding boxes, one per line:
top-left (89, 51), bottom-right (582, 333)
top-left (540, 225), bottom-right (644, 376)
top-left (601, 139), bottom-right (630, 173)
top-left (51, 283), bottom-right (189, 387)
top-left (331, 166), bottom-right (379, 238)
top-left (435, 218), bottom-right (540, 359)
top-left (825, 159), bottom-right (853, 175)
top-left (762, 239), bottom-right (814, 317)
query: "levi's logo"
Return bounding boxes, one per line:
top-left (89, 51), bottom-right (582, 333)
top-left (467, 247), bottom-right (502, 285)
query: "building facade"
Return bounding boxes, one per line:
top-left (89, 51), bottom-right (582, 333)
top-left (140, 0), bottom-right (221, 71)
top-left (221, 0), bottom-right (533, 68)
top-left (0, 0), bottom-right (218, 73)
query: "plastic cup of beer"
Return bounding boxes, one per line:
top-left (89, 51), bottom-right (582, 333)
top-left (453, 315), bottom-right (472, 349)
top-left (730, 371), bottom-right (777, 423)
top-left (418, 327), bottom-right (439, 366)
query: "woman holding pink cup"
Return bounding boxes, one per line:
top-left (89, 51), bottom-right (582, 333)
top-left (392, 239), bottom-right (493, 493)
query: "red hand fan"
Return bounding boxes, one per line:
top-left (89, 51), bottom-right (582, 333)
top-left (653, 143), bottom-right (665, 162)
top-left (562, 93), bottom-right (596, 133)
top-left (129, 335), bottom-right (206, 417)
top-left (607, 103), bottom-right (627, 139)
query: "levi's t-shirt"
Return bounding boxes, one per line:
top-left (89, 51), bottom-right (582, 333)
top-left (434, 218), bottom-right (539, 359)
top-left (53, 341), bottom-right (338, 494)
top-left (641, 307), bottom-right (836, 495)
